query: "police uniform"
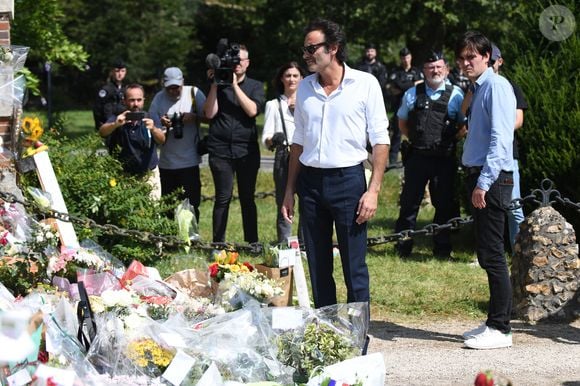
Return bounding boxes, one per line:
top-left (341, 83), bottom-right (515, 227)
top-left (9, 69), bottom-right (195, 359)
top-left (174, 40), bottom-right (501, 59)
top-left (387, 48), bottom-right (424, 166)
top-left (448, 67), bottom-right (470, 93)
top-left (394, 53), bottom-right (464, 258)
top-left (93, 80), bottom-right (126, 131)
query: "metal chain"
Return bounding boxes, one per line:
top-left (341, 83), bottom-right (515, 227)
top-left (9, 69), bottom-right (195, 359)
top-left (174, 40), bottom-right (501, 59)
top-left (2, 178), bottom-right (578, 254)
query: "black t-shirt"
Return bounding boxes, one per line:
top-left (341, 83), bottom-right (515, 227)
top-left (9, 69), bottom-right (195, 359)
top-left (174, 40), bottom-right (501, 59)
top-left (208, 77), bottom-right (265, 159)
top-left (509, 80), bottom-right (528, 160)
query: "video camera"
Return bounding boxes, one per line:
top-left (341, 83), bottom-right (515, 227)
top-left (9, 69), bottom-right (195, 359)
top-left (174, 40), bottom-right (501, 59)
top-left (205, 38), bottom-right (241, 86)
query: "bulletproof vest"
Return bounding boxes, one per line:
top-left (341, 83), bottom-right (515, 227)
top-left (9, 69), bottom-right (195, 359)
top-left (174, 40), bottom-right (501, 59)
top-left (407, 83), bottom-right (456, 156)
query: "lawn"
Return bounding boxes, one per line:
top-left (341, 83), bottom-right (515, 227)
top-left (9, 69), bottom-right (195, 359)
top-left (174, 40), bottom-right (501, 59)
top-left (30, 108), bottom-right (489, 322)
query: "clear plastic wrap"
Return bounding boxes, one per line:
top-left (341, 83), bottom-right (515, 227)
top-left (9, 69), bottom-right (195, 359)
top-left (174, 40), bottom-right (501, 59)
top-left (273, 302), bottom-right (369, 382)
top-left (180, 301), bottom-right (294, 384)
top-left (175, 198), bottom-right (199, 252)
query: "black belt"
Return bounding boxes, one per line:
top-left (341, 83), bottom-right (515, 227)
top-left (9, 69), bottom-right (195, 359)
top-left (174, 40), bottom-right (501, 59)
top-left (301, 163), bottom-right (362, 175)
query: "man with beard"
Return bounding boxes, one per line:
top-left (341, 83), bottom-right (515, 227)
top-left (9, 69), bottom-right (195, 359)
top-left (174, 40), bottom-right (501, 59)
top-left (282, 19), bottom-right (389, 309)
top-left (394, 51), bottom-right (465, 258)
top-left (99, 84), bottom-right (165, 175)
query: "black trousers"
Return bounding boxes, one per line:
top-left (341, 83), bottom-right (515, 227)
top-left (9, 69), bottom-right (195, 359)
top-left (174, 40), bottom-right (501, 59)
top-left (395, 152), bottom-right (457, 255)
top-left (466, 171), bottom-right (514, 333)
top-left (298, 163), bottom-right (369, 308)
top-left (209, 153), bottom-right (260, 243)
top-left (159, 166), bottom-right (201, 221)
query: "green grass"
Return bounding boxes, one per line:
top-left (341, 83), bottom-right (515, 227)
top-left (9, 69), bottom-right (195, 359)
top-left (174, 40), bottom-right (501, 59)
top-left (30, 109), bottom-right (489, 322)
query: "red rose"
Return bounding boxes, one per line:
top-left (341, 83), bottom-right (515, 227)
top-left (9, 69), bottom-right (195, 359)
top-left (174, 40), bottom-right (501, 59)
top-left (243, 261), bottom-right (254, 271)
top-left (209, 263), bottom-right (219, 277)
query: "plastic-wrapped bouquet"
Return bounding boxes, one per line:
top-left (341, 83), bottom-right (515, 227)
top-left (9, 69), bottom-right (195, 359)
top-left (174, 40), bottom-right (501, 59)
top-left (208, 249), bottom-right (254, 283)
top-left (47, 244), bottom-right (110, 282)
top-left (0, 219), bottom-right (58, 295)
top-left (126, 337), bottom-right (175, 378)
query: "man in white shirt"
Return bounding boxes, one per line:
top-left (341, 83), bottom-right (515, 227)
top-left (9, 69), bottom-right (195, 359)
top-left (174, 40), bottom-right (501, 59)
top-left (282, 18), bottom-right (389, 308)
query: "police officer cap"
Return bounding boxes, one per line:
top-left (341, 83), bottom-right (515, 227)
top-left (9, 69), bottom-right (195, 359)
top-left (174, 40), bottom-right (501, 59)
top-left (111, 59), bottom-right (126, 69)
top-left (365, 42), bottom-right (377, 50)
top-left (399, 47), bottom-right (411, 56)
top-left (425, 50), bottom-right (444, 63)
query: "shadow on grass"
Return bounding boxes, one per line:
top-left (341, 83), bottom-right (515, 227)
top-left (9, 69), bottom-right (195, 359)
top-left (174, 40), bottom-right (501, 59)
top-left (368, 320), bottom-right (464, 343)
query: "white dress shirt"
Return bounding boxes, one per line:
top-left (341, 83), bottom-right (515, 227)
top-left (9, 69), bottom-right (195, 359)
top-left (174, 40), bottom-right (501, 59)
top-left (292, 64), bottom-right (389, 168)
top-left (261, 95), bottom-right (296, 146)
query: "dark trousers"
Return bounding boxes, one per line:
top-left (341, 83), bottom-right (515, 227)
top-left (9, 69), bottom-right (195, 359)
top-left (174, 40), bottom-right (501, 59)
top-left (209, 153), bottom-right (260, 243)
top-left (298, 163), bottom-right (369, 308)
top-left (273, 147), bottom-right (292, 243)
top-left (389, 116), bottom-right (401, 165)
top-left (159, 166), bottom-right (201, 221)
top-left (395, 152), bottom-right (457, 256)
top-left (466, 171), bottom-right (513, 333)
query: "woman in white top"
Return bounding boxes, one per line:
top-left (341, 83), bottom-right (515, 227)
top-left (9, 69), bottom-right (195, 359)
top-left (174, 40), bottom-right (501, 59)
top-left (262, 62), bottom-right (305, 244)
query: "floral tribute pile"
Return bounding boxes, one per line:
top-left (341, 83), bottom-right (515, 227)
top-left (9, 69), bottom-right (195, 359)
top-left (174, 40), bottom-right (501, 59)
top-left (0, 199), bottom-right (377, 386)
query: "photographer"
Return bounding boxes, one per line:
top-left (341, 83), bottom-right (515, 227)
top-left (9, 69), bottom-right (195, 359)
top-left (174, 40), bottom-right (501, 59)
top-left (149, 67), bottom-right (207, 220)
top-left (202, 43), bottom-right (265, 243)
top-left (99, 84), bottom-right (164, 176)
top-left (262, 62), bottom-right (305, 244)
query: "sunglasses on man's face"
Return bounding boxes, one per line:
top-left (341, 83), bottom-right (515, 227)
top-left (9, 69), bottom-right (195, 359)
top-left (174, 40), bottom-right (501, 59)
top-left (301, 42), bottom-right (327, 55)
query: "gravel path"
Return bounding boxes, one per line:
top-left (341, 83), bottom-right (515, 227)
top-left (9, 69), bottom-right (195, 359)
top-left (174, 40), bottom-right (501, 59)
top-left (367, 318), bottom-right (580, 385)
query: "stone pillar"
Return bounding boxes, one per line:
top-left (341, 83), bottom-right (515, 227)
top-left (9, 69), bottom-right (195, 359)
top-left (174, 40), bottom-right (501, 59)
top-left (511, 206), bottom-right (580, 322)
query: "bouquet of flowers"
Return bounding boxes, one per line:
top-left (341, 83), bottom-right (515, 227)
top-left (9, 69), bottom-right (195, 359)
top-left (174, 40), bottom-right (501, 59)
top-left (208, 249), bottom-right (253, 283)
top-left (0, 219), bottom-right (58, 295)
top-left (47, 244), bottom-right (110, 282)
top-left (221, 270), bottom-right (285, 305)
top-left (126, 337), bottom-right (175, 378)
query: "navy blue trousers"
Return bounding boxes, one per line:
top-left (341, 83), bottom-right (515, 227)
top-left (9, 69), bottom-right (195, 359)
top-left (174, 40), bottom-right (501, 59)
top-left (298, 163), bottom-right (369, 308)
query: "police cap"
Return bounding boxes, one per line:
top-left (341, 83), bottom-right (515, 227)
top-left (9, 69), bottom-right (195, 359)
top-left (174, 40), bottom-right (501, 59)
top-left (399, 47), bottom-right (411, 56)
top-left (365, 42), bottom-right (377, 50)
top-left (425, 50), bottom-right (444, 63)
top-left (111, 59), bottom-right (126, 69)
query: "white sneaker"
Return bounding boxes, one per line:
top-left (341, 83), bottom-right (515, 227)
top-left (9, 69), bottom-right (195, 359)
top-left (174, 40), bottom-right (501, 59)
top-left (464, 326), bottom-right (512, 349)
top-left (462, 322), bottom-right (487, 339)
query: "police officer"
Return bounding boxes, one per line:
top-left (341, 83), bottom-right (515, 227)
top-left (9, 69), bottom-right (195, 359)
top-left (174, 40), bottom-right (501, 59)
top-left (356, 42), bottom-right (387, 91)
top-left (386, 47), bottom-right (424, 168)
top-left (394, 51), bottom-right (465, 258)
top-left (448, 58), bottom-right (471, 93)
top-left (93, 59), bottom-right (127, 130)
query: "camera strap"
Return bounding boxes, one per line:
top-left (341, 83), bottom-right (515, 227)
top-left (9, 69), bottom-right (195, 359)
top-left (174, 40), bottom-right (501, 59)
top-left (277, 97), bottom-right (289, 148)
top-left (190, 86), bottom-right (202, 142)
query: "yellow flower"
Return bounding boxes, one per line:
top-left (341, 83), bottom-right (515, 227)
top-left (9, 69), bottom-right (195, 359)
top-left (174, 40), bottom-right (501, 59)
top-left (229, 264), bottom-right (240, 273)
top-left (109, 178), bottom-right (117, 187)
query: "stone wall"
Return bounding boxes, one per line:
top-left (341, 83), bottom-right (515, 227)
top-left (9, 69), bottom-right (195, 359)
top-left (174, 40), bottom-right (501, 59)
top-left (511, 206), bottom-right (580, 322)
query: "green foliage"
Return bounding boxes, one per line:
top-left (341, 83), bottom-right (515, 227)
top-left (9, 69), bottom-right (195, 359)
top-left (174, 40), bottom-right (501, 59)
top-left (19, 132), bottom-right (180, 265)
top-left (502, 0), bottom-right (579, 227)
top-left (12, 0), bottom-right (89, 69)
top-left (61, 0), bottom-right (201, 84)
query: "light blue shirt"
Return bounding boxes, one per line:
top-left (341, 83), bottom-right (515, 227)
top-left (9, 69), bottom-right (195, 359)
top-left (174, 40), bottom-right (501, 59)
top-left (462, 67), bottom-right (516, 191)
top-left (397, 81), bottom-right (464, 121)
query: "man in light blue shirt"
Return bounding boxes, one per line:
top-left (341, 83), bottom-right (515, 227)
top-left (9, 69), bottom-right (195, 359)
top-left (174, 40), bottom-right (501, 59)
top-left (456, 31), bottom-right (516, 350)
top-left (394, 51), bottom-right (464, 258)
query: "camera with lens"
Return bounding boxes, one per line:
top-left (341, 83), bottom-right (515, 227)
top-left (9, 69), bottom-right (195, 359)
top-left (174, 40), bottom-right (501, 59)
top-left (170, 112), bottom-right (184, 139)
top-left (205, 38), bottom-right (241, 86)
